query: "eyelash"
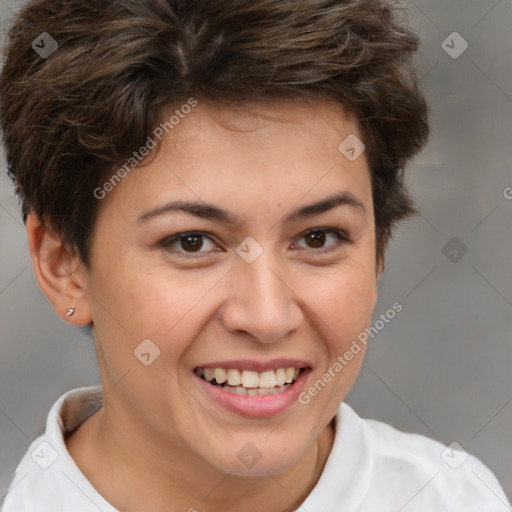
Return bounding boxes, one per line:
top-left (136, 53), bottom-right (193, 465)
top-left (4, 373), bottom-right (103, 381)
top-left (159, 228), bottom-right (350, 256)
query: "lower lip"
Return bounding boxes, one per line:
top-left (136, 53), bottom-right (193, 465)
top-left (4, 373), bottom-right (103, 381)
top-left (194, 369), bottom-right (311, 418)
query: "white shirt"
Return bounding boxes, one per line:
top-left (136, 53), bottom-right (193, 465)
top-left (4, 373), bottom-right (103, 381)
top-left (3, 386), bottom-right (510, 511)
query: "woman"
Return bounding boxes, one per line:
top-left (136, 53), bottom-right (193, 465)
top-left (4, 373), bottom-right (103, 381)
top-left (1, 0), bottom-right (509, 510)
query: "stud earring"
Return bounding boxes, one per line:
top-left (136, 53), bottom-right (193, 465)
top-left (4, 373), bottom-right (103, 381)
top-left (65, 307), bottom-right (75, 317)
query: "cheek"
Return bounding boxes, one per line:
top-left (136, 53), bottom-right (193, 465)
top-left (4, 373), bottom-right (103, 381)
top-left (118, 266), bottom-right (225, 354)
top-left (296, 265), bottom-right (376, 427)
top-left (309, 264), bottom-right (377, 348)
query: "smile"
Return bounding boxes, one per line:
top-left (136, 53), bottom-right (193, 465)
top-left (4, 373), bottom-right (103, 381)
top-left (193, 362), bottom-right (311, 417)
top-left (194, 367), bottom-right (303, 396)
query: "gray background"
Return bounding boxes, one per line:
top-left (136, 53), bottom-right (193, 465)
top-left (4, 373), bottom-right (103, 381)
top-left (1, 0), bottom-right (511, 506)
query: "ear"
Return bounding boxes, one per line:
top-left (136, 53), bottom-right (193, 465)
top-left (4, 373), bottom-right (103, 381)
top-left (26, 214), bottom-right (93, 326)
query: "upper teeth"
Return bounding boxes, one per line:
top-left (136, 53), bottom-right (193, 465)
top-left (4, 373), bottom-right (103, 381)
top-left (199, 367), bottom-right (301, 388)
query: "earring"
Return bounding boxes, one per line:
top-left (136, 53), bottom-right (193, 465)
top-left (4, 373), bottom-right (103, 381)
top-left (65, 307), bottom-right (75, 317)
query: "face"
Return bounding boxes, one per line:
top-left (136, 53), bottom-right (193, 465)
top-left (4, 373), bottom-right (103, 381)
top-left (79, 99), bottom-right (379, 476)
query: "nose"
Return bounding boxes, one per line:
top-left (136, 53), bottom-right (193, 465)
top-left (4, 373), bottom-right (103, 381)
top-left (220, 257), bottom-right (303, 344)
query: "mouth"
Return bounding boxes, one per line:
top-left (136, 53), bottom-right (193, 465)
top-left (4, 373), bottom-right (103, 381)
top-left (194, 366), bottom-right (306, 397)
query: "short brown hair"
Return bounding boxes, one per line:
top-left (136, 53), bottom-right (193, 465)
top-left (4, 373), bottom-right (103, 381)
top-left (0, 0), bottom-right (429, 266)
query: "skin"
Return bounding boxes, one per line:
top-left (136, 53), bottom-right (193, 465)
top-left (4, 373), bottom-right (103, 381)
top-left (27, 99), bottom-right (382, 511)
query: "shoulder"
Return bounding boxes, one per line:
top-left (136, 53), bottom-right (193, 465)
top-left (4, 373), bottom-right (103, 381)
top-left (341, 403), bottom-right (510, 511)
top-left (2, 386), bottom-right (116, 512)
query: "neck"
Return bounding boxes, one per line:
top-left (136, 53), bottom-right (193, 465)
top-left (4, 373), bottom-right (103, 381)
top-left (66, 403), bottom-right (335, 512)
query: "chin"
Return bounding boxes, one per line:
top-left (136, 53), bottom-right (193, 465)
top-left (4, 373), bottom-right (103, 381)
top-left (204, 433), bottom-right (311, 478)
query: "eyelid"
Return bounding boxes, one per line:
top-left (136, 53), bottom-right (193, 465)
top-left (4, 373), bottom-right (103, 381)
top-left (160, 227), bottom-right (349, 256)
top-left (291, 227), bottom-right (350, 250)
top-left (160, 231), bottom-right (221, 254)
top-left (303, 227), bottom-right (349, 239)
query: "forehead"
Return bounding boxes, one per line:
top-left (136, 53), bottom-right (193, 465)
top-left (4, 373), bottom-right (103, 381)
top-left (97, 99), bottom-right (372, 225)
top-left (164, 99), bottom-right (362, 160)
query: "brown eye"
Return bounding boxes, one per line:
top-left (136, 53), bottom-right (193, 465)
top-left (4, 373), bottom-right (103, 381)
top-left (180, 234), bottom-right (203, 252)
top-left (293, 228), bottom-right (349, 251)
top-left (305, 230), bottom-right (326, 248)
top-left (162, 232), bottom-right (217, 254)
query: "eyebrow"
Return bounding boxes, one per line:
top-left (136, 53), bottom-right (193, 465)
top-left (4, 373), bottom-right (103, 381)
top-left (136, 192), bottom-right (366, 225)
